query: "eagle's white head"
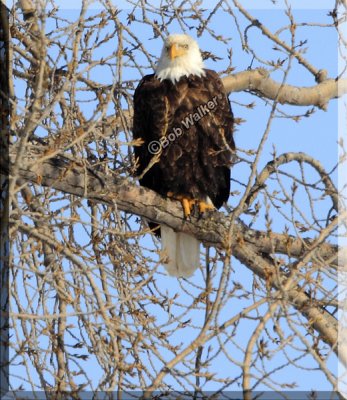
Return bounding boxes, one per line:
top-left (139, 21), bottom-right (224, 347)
top-left (155, 34), bottom-right (206, 83)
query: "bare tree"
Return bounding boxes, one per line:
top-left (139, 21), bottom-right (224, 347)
top-left (1, 0), bottom-right (347, 397)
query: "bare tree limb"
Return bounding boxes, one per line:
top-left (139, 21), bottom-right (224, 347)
top-left (222, 69), bottom-right (346, 110)
top-left (3, 151), bottom-right (338, 267)
top-left (232, 0), bottom-right (327, 81)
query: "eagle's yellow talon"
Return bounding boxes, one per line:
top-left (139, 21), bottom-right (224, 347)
top-left (167, 192), bottom-right (197, 218)
top-left (181, 198), bottom-right (196, 218)
top-left (182, 198), bottom-right (191, 218)
top-left (198, 201), bottom-right (215, 214)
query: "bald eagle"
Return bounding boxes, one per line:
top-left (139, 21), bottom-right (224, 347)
top-left (133, 34), bottom-right (235, 277)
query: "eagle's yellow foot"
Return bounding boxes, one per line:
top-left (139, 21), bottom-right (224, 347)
top-left (181, 198), bottom-right (196, 218)
top-left (166, 192), bottom-right (196, 218)
top-left (198, 200), bottom-right (215, 214)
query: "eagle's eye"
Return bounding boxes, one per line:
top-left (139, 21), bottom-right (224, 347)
top-left (181, 44), bottom-right (189, 49)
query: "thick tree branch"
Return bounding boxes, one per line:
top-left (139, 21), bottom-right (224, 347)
top-left (221, 69), bottom-right (346, 110)
top-left (234, 241), bottom-right (342, 363)
top-left (4, 151), bottom-right (338, 268)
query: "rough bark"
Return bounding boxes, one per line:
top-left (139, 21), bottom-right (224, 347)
top-left (222, 69), bottom-right (346, 110)
top-left (4, 150), bottom-right (338, 266)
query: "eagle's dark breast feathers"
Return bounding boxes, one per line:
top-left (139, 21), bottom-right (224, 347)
top-left (133, 69), bottom-right (235, 210)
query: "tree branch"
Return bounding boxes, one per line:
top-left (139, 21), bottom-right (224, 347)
top-left (4, 151), bottom-right (338, 268)
top-left (221, 69), bottom-right (346, 110)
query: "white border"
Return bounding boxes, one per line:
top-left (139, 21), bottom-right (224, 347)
top-left (338, 0), bottom-right (347, 395)
top-left (7, 0), bottom-right (336, 11)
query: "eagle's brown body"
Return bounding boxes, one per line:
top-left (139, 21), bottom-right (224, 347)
top-left (133, 69), bottom-right (235, 210)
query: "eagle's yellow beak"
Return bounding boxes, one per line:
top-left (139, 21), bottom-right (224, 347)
top-left (168, 43), bottom-right (186, 60)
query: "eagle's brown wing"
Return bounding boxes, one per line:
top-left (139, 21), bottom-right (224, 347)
top-left (133, 73), bottom-right (169, 194)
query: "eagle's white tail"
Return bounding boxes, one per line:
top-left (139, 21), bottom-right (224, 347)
top-left (160, 225), bottom-right (200, 277)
